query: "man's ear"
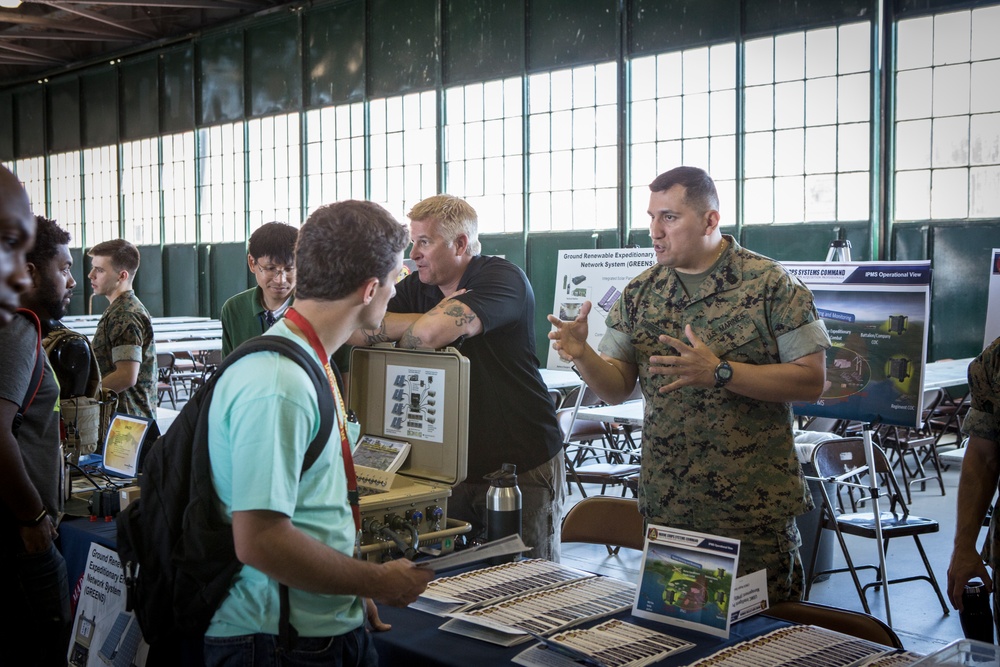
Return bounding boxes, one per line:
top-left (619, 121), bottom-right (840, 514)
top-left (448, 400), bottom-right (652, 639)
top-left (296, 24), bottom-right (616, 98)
top-left (360, 277), bottom-right (380, 305)
top-left (247, 254), bottom-right (255, 272)
top-left (26, 262), bottom-right (40, 288)
top-left (703, 209), bottom-right (721, 235)
top-left (453, 233), bottom-right (469, 257)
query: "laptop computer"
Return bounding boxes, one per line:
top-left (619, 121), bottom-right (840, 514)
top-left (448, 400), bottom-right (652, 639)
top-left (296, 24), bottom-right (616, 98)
top-left (93, 412), bottom-right (160, 481)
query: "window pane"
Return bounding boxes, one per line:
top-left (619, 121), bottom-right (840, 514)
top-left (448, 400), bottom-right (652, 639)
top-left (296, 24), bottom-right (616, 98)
top-left (930, 167), bottom-right (968, 218)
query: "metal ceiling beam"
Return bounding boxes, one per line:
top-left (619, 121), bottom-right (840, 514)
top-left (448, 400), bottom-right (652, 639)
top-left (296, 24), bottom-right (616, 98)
top-left (0, 32), bottom-right (132, 42)
top-left (0, 12), bottom-right (142, 38)
top-left (35, 0), bottom-right (265, 8)
top-left (0, 42), bottom-right (62, 63)
top-left (32, 1), bottom-right (156, 38)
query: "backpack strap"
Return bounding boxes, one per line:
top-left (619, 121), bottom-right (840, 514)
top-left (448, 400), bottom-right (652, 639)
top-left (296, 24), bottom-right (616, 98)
top-left (223, 336), bottom-right (335, 474)
top-left (219, 335), bottom-right (339, 647)
top-left (13, 309), bottom-right (44, 436)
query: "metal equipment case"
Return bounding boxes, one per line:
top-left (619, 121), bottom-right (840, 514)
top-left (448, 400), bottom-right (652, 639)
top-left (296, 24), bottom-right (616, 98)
top-left (349, 346), bottom-right (471, 560)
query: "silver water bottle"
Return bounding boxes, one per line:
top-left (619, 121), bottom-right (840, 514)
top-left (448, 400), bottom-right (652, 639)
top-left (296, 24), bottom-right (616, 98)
top-left (485, 463), bottom-right (521, 563)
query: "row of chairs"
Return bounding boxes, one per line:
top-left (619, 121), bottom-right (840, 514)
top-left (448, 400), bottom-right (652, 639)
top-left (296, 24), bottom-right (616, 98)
top-left (156, 349), bottom-right (222, 408)
top-left (552, 383), bottom-right (642, 498)
top-left (799, 386), bottom-right (970, 503)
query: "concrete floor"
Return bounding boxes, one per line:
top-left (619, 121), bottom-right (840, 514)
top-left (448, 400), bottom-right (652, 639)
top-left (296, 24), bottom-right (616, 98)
top-left (560, 445), bottom-right (975, 658)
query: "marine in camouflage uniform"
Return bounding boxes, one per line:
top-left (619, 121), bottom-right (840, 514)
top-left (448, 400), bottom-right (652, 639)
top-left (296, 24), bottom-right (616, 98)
top-left (946, 336), bottom-right (1000, 628)
top-left (599, 235), bottom-right (830, 603)
top-left (92, 290), bottom-right (157, 420)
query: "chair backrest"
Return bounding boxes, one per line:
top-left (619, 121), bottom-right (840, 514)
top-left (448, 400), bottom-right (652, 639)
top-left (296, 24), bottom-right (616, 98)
top-left (811, 437), bottom-right (907, 513)
top-left (156, 352), bottom-right (175, 380)
top-left (765, 601), bottom-right (904, 648)
top-left (556, 406), bottom-right (610, 443)
top-left (561, 496), bottom-right (646, 552)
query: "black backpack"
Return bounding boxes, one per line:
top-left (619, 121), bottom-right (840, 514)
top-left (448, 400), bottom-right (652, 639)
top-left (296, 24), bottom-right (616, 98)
top-left (116, 336), bottom-right (336, 647)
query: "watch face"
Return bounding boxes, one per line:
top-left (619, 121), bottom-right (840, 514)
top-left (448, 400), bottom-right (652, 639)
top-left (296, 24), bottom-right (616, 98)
top-left (715, 361), bottom-right (733, 386)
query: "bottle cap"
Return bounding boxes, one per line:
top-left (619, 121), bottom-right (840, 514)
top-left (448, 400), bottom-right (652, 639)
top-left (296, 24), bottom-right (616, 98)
top-left (965, 581), bottom-right (987, 595)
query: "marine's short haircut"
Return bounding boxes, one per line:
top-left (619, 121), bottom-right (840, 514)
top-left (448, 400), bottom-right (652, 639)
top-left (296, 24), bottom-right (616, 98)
top-left (88, 238), bottom-right (140, 274)
top-left (27, 215), bottom-right (71, 266)
top-left (407, 194), bottom-right (481, 256)
top-left (248, 221), bottom-right (298, 266)
top-left (296, 201), bottom-right (409, 302)
top-left (649, 166), bottom-right (720, 215)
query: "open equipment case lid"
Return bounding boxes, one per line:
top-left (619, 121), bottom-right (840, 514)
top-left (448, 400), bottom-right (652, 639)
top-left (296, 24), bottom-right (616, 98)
top-left (348, 345), bottom-right (469, 487)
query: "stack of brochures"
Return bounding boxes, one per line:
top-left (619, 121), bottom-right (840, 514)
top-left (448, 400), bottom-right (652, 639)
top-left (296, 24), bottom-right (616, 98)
top-left (412, 558), bottom-right (636, 647)
top-left (513, 618), bottom-right (695, 667)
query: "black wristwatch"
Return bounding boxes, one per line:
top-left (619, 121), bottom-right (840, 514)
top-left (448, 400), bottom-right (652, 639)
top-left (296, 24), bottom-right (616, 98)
top-left (714, 360), bottom-right (733, 388)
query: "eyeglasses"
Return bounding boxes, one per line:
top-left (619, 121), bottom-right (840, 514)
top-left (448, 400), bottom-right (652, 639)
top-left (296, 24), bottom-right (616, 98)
top-left (255, 263), bottom-right (295, 278)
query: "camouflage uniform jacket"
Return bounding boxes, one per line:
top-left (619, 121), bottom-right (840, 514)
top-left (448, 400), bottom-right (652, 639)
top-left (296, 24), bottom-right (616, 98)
top-left (599, 235), bottom-right (830, 531)
top-left (93, 290), bottom-right (157, 420)
top-left (963, 336), bottom-right (1000, 568)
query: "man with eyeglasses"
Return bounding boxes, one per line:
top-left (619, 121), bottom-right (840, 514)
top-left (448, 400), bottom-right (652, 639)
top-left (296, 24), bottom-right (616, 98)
top-left (221, 222), bottom-right (299, 357)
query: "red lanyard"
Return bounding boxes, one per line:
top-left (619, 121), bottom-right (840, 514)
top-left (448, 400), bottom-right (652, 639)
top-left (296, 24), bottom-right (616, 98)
top-left (283, 308), bottom-right (361, 532)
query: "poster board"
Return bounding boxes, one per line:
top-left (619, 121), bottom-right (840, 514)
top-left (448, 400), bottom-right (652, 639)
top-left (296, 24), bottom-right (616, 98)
top-left (547, 248), bottom-right (657, 370)
top-left (68, 543), bottom-right (147, 666)
top-left (985, 248), bottom-right (1000, 349)
top-left (633, 525), bottom-right (740, 639)
top-left (785, 261), bottom-right (932, 429)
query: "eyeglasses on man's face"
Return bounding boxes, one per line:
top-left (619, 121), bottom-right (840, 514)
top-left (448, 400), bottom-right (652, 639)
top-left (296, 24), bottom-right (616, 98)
top-left (254, 261), bottom-right (295, 278)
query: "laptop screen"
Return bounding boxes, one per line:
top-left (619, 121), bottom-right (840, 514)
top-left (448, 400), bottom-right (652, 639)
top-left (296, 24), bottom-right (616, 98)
top-left (101, 413), bottom-right (155, 479)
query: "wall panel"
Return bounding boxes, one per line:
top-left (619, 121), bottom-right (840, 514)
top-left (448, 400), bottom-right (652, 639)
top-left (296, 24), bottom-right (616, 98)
top-left (927, 222), bottom-right (997, 360)
top-left (134, 245), bottom-right (165, 317)
top-left (630, 0), bottom-right (739, 55)
top-left (0, 91), bottom-right (11, 160)
top-left (81, 70), bottom-right (119, 147)
top-left (247, 15), bottom-right (302, 117)
top-left (304, 0), bottom-right (365, 107)
top-left (121, 57), bottom-right (160, 141)
top-left (206, 242), bottom-right (251, 319)
top-left (15, 87), bottom-right (45, 158)
top-left (745, 0), bottom-right (876, 36)
top-left (47, 77), bottom-right (81, 152)
top-left (197, 32), bottom-right (246, 126)
top-left (161, 46), bottom-right (196, 134)
top-left (527, 0), bottom-right (617, 71)
top-left (444, 0), bottom-right (524, 85)
top-left (163, 245), bottom-right (200, 317)
top-left (368, 0), bottom-right (440, 97)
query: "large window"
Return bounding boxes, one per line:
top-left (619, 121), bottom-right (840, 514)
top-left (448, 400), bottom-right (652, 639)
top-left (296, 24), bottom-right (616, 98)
top-left (13, 157), bottom-right (46, 219)
top-left (82, 146), bottom-right (120, 245)
top-left (528, 63), bottom-right (618, 231)
top-left (162, 132), bottom-right (196, 245)
top-left (630, 44), bottom-right (737, 227)
top-left (369, 91), bottom-right (437, 223)
top-left (248, 112), bottom-right (302, 229)
top-left (121, 138), bottom-right (161, 245)
top-left (895, 6), bottom-right (1000, 220)
top-left (444, 77), bottom-right (524, 234)
top-left (304, 103), bottom-right (366, 215)
top-left (49, 151), bottom-right (83, 248)
top-left (197, 122), bottom-right (247, 243)
top-left (744, 22), bottom-right (871, 224)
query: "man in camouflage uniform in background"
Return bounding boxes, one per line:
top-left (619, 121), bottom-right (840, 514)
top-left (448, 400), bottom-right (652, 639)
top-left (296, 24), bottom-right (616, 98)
top-left (549, 166), bottom-right (830, 603)
top-left (88, 239), bottom-right (157, 420)
top-left (947, 335), bottom-right (1000, 631)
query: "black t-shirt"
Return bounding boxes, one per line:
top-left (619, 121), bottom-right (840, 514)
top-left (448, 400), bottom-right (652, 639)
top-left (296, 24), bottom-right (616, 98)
top-left (388, 255), bottom-right (562, 480)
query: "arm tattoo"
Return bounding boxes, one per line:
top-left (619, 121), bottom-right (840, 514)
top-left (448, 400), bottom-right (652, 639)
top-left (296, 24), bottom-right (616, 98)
top-left (400, 326), bottom-right (422, 349)
top-left (361, 320), bottom-right (390, 345)
top-left (443, 303), bottom-right (477, 327)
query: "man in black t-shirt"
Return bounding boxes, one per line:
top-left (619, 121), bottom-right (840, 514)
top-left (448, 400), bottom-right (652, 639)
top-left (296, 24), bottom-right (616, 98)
top-left (353, 195), bottom-right (565, 561)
